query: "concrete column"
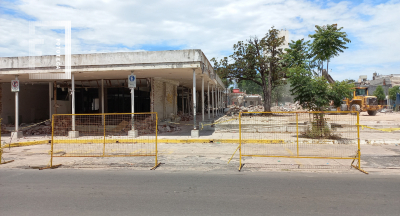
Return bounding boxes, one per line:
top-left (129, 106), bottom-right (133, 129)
top-left (11, 75), bottom-right (22, 138)
top-left (188, 89), bottom-right (190, 116)
top-left (217, 88), bottom-right (220, 116)
top-left (193, 69), bottom-right (197, 129)
top-left (191, 69), bottom-right (199, 138)
top-left (72, 74), bottom-right (75, 129)
top-left (49, 82), bottom-right (52, 120)
top-left (129, 72), bottom-right (138, 137)
top-left (181, 87), bottom-right (184, 114)
top-left (15, 76), bottom-right (18, 131)
top-left (212, 85), bottom-right (215, 118)
top-left (201, 76), bottom-right (204, 121)
top-left (207, 81), bottom-right (210, 120)
top-left (69, 73), bottom-right (79, 138)
top-left (220, 88), bottom-right (223, 112)
top-left (101, 79), bottom-right (105, 125)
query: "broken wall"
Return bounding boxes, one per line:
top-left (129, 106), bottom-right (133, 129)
top-left (152, 79), bottom-right (178, 120)
top-left (1, 83), bottom-right (49, 124)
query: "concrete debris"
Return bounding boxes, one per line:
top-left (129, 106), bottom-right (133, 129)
top-left (177, 112), bottom-right (193, 121)
top-left (24, 125), bottom-right (51, 135)
top-left (225, 105), bottom-right (264, 116)
top-left (271, 102), bottom-right (303, 112)
top-left (225, 102), bottom-right (304, 115)
top-left (168, 113), bottom-right (181, 122)
top-left (157, 124), bottom-right (181, 133)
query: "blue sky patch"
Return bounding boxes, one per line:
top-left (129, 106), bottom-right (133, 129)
top-left (0, 5), bottom-right (37, 21)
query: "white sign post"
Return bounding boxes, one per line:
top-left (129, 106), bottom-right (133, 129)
top-left (11, 80), bottom-right (20, 92)
top-left (128, 75), bottom-right (136, 88)
top-left (128, 74), bottom-right (138, 138)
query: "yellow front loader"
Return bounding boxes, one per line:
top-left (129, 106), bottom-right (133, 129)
top-left (339, 87), bottom-right (382, 116)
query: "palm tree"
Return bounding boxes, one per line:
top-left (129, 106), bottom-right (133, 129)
top-left (309, 24), bottom-right (351, 75)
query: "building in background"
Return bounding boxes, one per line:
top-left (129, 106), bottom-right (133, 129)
top-left (357, 73), bottom-right (400, 105)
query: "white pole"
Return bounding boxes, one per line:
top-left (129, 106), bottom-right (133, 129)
top-left (193, 69), bottom-right (197, 129)
top-left (207, 81), bottom-right (210, 120)
top-left (131, 72), bottom-right (135, 130)
top-left (212, 85), bottom-right (215, 118)
top-left (181, 87), bottom-right (184, 114)
top-left (49, 82), bottom-right (52, 120)
top-left (102, 79), bottom-right (105, 125)
top-left (188, 89), bottom-right (191, 116)
top-left (15, 75), bottom-right (19, 132)
top-left (72, 73), bottom-right (75, 131)
top-left (201, 76), bottom-right (204, 122)
top-left (217, 88), bottom-right (220, 116)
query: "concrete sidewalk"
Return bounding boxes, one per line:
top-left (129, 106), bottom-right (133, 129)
top-left (1, 141), bottom-right (400, 175)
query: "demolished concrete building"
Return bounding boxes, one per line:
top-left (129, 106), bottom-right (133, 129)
top-left (0, 50), bottom-right (226, 138)
top-left (228, 88), bottom-right (262, 107)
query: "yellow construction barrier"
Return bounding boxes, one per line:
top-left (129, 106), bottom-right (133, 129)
top-left (48, 113), bottom-right (160, 170)
top-left (0, 118), bottom-right (14, 165)
top-left (238, 111), bottom-right (366, 173)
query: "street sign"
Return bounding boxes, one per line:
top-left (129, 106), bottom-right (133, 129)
top-left (11, 80), bottom-right (19, 92)
top-left (128, 75), bottom-right (136, 88)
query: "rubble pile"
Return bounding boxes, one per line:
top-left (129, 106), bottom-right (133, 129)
top-left (271, 102), bottom-right (303, 112)
top-left (24, 124), bottom-right (51, 135)
top-left (135, 117), bottom-right (158, 135)
top-left (1, 123), bottom-right (9, 134)
top-left (157, 124), bottom-right (182, 133)
top-left (225, 105), bottom-right (264, 116)
top-left (177, 112), bottom-right (193, 121)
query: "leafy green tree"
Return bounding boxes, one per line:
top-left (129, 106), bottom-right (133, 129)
top-left (288, 66), bottom-right (353, 137)
top-left (373, 85), bottom-right (386, 101)
top-left (309, 24), bottom-right (351, 73)
top-left (288, 67), bottom-right (353, 111)
top-left (237, 79), bottom-right (263, 95)
top-left (288, 67), bottom-right (330, 111)
top-left (329, 80), bottom-right (354, 107)
top-left (283, 39), bottom-right (317, 73)
top-left (389, 86), bottom-right (400, 101)
top-left (211, 27), bottom-right (286, 112)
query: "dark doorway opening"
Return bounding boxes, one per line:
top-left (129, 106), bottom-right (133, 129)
top-left (107, 88), bottom-right (150, 113)
top-left (76, 88), bottom-right (99, 114)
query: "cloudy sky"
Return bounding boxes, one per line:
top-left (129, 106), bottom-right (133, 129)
top-left (0, 0), bottom-right (399, 81)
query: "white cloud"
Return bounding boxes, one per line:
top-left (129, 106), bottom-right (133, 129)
top-left (0, 0), bottom-right (399, 80)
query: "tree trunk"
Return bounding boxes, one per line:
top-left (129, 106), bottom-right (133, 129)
top-left (266, 68), bottom-right (272, 112)
top-left (262, 74), bottom-right (269, 112)
top-left (327, 59), bottom-right (330, 74)
top-left (321, 61), bottom-right (324, 76)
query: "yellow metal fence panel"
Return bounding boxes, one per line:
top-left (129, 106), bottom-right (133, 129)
top-left (239, 111), bottom-right (359, 160)
top-left (51, 113), bottom-right (159, 169)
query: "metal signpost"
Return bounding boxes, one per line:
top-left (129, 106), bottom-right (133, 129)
top-left (11, 80), bottom-right (19, 92)
top-left (128, 73), bottom-right (137, 136)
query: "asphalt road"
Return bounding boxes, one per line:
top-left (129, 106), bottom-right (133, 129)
top-left (1, 169), bottom-right (399, 216)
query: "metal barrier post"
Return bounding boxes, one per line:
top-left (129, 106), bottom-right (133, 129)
top-left (155, 113), bottom-right (158, 166)
top-left (103, 113), bottom-right (106, 157)
top-left (0, 118), bottom-right (14, 165)
top-left (296, 113), bottom-right (299, 156)
top-left (239, 112), bottom-right (242, 171)
top-left (151, 112), bottom-right (161, 170)
top-left (50, 115), bottom-right (54, 167)
top-left (357, 112), bottom-right (361, 169)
